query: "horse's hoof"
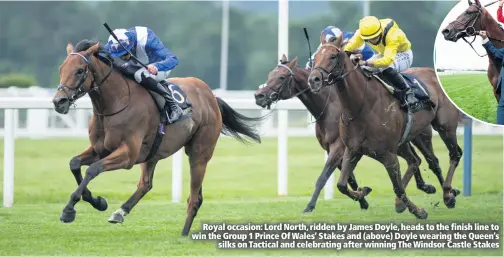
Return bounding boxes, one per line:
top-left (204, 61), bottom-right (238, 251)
top-left (414, 208), bottom-right (428, 219)
top-left (359, 200), bottom-right (369, 210)
top-left (60, 209), bottom-right (76, 223)
top-left (451, 188), bottom-right (461, 197)
top-left (93, 196), bottom-right (108, 212)
top-left (395, 201), bottom-right (407, 213)
top-left (359, 186), bottom-right (373, 196)
top-left (444, 195), bottom-right (456, 209)
top-left (420, 184), bottom-right (436, 194)
top-left (303, 205), bottom-right (315, 213)
top-left (108, 210), bottom-right (125, 224)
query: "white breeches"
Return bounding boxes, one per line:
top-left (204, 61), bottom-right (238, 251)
top-left (362, 49), bottom-right (413, 72)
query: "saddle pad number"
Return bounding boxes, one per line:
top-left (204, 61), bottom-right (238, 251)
top-left (168, 84), bottom-right (186, 104)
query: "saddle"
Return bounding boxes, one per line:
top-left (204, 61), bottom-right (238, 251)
top-left (360, 68), bottom-right (435, 112)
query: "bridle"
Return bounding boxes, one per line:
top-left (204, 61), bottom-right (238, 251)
top-left (56, 51), bottom-right (131, 116)
top-left (451, 3), bottom-right (504, 57)
top-left (311, 43), bottom-right (360, 88)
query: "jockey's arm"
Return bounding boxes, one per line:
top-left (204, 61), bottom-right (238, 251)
top-left (343, 31), bottom-right (364, 52)
top-left (146, 35), bottom-right (179, 72)
top-left (366, 33), bottom-right (401, 68)
top-left (482, 38), bottom-right (504, 66)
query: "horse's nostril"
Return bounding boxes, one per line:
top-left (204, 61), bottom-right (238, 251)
top-left (256, 94), bottom-right (265, 100)
top-left (441, 29), bottom-right (450, 35)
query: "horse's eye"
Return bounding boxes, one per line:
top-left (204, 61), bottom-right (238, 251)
top-left (330, 54), bottom-right (337, 60)
top-left (279, 76), bottom-right (286, 80)
top-left (76, 68), bottom-right (84, 75)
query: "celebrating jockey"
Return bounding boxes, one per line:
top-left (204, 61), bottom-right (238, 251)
top-left (306, 26), bottom-right (374, 69)
top-left (104, 26), bottom-right (183, 123)
top-left (343, 16), bottom-right (420, 111)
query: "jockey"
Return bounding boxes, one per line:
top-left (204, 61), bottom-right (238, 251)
top-left (104, 26), bottom-right (183, 123)
top-left (343, 16), bottom-right (420, 111)
top-left (306, 26), bottom-right (374, 69)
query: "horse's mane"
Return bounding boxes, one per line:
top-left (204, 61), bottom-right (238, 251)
top-left (73, 39), bottom-right (115, 65)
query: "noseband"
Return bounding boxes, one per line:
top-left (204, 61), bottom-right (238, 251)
top-left (56, 51), bottom-right (132, 116)
top-left (312, 43), bottom-right (359, 88)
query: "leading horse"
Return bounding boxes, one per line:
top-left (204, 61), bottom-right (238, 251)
top-left (307, 34), bottom-right (463, 219)
top-left (52, 40), bottom-right (262, 236)
top-left (255, 54), bottom-right (458, 214)
top-left (442, 0), bottom-right (503, 102)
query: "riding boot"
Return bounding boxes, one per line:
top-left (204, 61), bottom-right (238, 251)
top-left (139, 73), bottom-right (183, 123)
top-left (382, 67), bottom-right (420, 111)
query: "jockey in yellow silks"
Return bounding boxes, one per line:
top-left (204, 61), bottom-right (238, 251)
top-left (344, 16), bottom-right (420, 110)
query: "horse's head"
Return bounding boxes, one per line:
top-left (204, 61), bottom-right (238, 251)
top-left (254, 54), bottom-right (300, 108)
top-left (308, 33), bottom-right (346, 93)
top-left (442, 0), bottom-right (485, 42)
top-left (53, 41), bottom-right (109, 114)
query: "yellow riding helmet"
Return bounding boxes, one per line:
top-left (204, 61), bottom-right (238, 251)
top-left (359, 16), bottom-right (382, 40)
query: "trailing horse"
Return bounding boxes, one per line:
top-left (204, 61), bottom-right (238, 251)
top-left (52, 39), bottom-right (262, 236)
top-left (307, 34), bottom-right (463, 219)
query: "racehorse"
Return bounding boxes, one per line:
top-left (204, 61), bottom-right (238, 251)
top-left (52, 39), bottom-right (262, 236)
top-left (255, 54), bottom-right (459, 214)
top-left (307, 34), bottom-right (463, 219)
top-left (442, 0), bottom-right (503, 102)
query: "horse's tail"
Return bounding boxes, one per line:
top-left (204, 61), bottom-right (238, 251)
top-left (216, 97), bottom-right (263, 144)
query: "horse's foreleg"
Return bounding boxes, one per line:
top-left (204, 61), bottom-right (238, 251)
top-left (304, 140), bottom-right (370, 213)
top-left (436, 128), bottom-right (463, 208)
top-left (108, 161), bottom-right (158, 224)
top-left (379, 152), bottom-right (427, 219)
top-left (398, 142), bottom-right (436, 194)
top-left (60, 143), bottom-right (134, 223)
top-left (336, 148), bottom-right (371, 201)
top-left (69, 146), bottom-right (108, 212)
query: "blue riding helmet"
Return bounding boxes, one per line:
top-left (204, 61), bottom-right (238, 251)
top-left (106, 29), bottom-right (135, 57)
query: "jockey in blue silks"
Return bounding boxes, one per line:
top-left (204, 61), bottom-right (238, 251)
top-left (104, 26), bottom-right (182, 123)
top-left (305, 26), bottom-right (375, 69)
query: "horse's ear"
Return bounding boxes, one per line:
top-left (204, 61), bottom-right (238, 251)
top-left (333, 33), bottom-right (343, 47)
top-left (85, 42), bottom-right (100, 55)
top-left (468, 0), bottom-right (473, 6)
top-left (320, 32), bottom-right (327, 44)
top-left (288, 56), bottom-right (298, 69)
top-left (280, 54), bottom-right (288, 63)
top-left (66, 41), bottom-right (73, 55)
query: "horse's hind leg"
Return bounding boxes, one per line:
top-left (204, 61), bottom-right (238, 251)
top-left (108, 161), bottom-right (158, 223)
top-left (378, 151), bottom-right (428, 219)
top-left (398, 141), bottom-right (436, 195)
top-left (68, 145), bottom-right (108, 212)
top-left (432, 124), bottom-right (462, 208)
top-left (411, 129), bottom-right (461, 199)
top-left (304, 140), bottom-right (371, 213)
top-left (180, 129), bottom-right (217, 236)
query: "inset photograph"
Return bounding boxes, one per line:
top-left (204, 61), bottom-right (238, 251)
top-left (435, 0), bottom-right (504, 125)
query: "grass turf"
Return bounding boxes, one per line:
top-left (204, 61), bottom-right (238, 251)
top-left (0, 136), bottom-right (502, 256)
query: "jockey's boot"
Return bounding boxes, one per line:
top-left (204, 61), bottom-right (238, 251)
top-left (382, 67), bottom-right (421, 112)
top-left (139, 73), bottom-right (183, 123)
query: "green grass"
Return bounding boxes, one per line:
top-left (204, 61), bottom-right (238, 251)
top-left (0, 136), bottom-right (502, 256)
top-left (438, 74), bottom-right (497, 124)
